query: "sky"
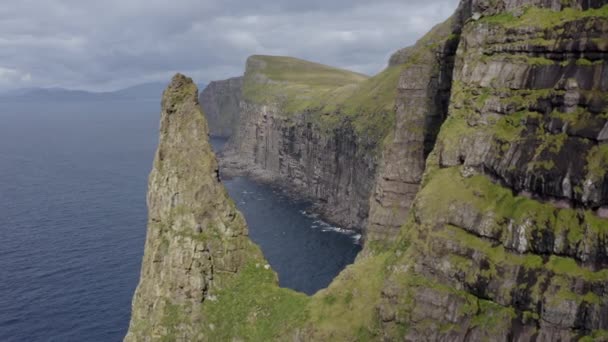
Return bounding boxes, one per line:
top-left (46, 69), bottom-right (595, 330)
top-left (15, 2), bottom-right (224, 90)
top-left (0, 0), bottom-right (460, 92)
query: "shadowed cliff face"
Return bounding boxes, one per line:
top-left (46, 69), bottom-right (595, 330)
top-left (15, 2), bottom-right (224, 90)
top-left (198, 77), bottom-right (243, 138)
top-left (366, 17), bottom-right (462, 244)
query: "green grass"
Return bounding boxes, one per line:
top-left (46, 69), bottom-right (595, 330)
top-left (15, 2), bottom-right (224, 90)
top-left (580, 330), bottom-right (608, 342)
top-left (470, 300), bottom-right (517, 334)
top-left (247, 55), bottom-right (368, 87)
top-left (307, 253), bottom-right (389, 340)
top-left (242, 55), bottom-right (369, 114)
top-left (497, 54), bottom-right (556, 66)
top-left (576, 58), bottom-right (594, 66)
top-left (403, 166), bottom-right (608, 327)
top-left (438, 225), bottom-right (544, 273)
top-left (242, 54), bottom-right (415, 143)
top-left (492, 110), bottom-right (531, 142)
top-left (586, 144), bottom-right (608, 180)
top-left (321, 65), bottom-right (404, 138)
top-left (546, 256), bottom-right (608, 282)
top-left (415, 167), bottom-right (608, 269)
top-left (160, 303), bottom-right (187, 342)
top-left (550, 107), bottom-right (604, 134)
top-left (201, 262), bottom-right (310, 341)
top-left (241, 15), bottom-right (457, 143)
top-left (480, 5), bottom-right (608, 28)
top-left (242, 55), bottom-right (401, 140)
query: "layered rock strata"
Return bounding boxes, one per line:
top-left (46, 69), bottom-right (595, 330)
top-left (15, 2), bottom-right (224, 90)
top-left (366, 17), bottom-right (461, 243)
top-left (377, 1), bottom-right (608, 340)
top-left (125, 74), bottom-right (298, 341)
top-left (221, 56), bottom-right (386, 231)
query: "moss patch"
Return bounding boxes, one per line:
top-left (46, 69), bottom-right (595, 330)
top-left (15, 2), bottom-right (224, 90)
top-left (586, 144), bottom-right (608, 180)
top-left (480, 5), bottom-right (608, 29)
top-left (416, 167), bottom-right (608, 271)
top-left (470, 300), bottom-right (517, 334)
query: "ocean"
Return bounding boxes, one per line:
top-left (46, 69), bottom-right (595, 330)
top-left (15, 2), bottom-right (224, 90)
top-left (0, 100), bottom-right (360, 341)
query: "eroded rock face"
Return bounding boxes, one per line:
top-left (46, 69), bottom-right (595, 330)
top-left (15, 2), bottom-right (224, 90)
top-left (222, 104), bottom-right (378, 231)
top-left (198, 77), bottom-right (243, 138)
top-left (125, 74), bottom-right (260, 341)
top-left (366, 18), bottom-right (460, 243)
top-left (377, 2), bottom-right (608, 340)
top-left (438, 16), bottom-right (608, 209)
top-left (221, 59), bottom-right (379, 231)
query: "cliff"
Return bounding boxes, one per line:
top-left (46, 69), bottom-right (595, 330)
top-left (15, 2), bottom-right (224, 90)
top-left (221, 55), bottom-right (414, 231)
top-left (365, 16), bottom-right (462, 244)
top-left (127, 1), bottom-right (608, 340)
top-left (125, 74), bottom-right (308, 341)
top-left (376, 2), bottom-right (608, 339)
top-left (198, 77), bottom-right (243, 137)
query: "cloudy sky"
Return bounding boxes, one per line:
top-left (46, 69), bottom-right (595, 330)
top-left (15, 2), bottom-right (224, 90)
top-left (0, 0), bottom-right (460, 92)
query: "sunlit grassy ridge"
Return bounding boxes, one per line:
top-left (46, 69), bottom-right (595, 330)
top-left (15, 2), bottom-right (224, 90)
top-left (245, 55), bottom-right (369, 87)
top-left (242, 15), bottom-right (457, 142)
top-left (242, 55), bottom-right (369, 114)
top-left (480, 4), bottom-right (608, 27)
top-left (242, 54), bottom-right (406, 141)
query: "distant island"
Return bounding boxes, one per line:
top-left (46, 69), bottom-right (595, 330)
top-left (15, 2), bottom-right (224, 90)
top-left (0, 81), bottom-right (205, 102)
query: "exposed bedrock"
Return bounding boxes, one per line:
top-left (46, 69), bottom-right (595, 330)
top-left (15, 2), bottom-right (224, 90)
top-left (222, 101), bottom-right (377, 231)
top-left (221, 55), bottom-right (386, 231)
top-left (439, 13), bottom-right (608, 209)
top-left (366, 17), bottom-right (461, 244)
top-left (125, 74), bottom-right (272, 341)
top-left (198, 76), bottom-right (243, 138)
top-left (378, 2), bottom-right (608, 340)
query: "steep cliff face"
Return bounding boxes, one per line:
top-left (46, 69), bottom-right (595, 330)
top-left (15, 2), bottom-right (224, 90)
top-left (125, 74), bottom-right (308, 341)
top-left (198, 77), bottom-right (242, 137)
top-left (222, 56), bottom-right (391, 230)
top-left (366, 17), bottom-right (461, 244)
top-left (377, 2), bottom-right (608, 340)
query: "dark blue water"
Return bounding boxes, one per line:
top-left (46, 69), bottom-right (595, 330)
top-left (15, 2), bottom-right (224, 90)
top-left (213, 138), bottom-right (361, 295)
top-left (0, 101), bottom-right (360, 342)
top-left (0, 100), bottom-right (158, 342)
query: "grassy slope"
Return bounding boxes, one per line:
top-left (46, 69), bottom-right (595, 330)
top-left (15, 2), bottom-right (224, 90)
top-left (242, 55), bottom-right (369, 115)
top-left (480, 4), bottom-right (608, 27)
top-left (197, 250), bottom-right (392, 341)
top-left (242, 54), bottom-right (405, 141)
top-left (242, 16), bottom-right (456, 143)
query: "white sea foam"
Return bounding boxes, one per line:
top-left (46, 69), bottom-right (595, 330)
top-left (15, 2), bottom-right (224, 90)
top-left (304, 210), bottom-right (360, 243)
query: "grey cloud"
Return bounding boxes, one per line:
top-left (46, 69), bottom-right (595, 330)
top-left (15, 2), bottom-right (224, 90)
top-left (0, 0), bottom-right (460, 91)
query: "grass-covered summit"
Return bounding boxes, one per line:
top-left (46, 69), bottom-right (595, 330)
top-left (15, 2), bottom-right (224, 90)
top-left (244, 55), bottom-right (369, 88)
top-left (242, 43), bottom-right (441, 141)
top-left (242, 55), bottom-right (368, 113)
